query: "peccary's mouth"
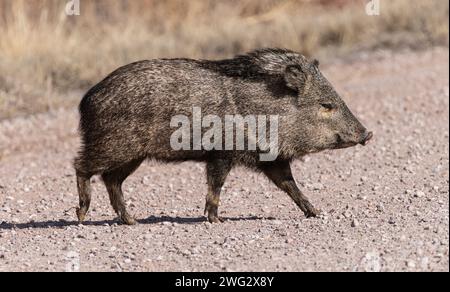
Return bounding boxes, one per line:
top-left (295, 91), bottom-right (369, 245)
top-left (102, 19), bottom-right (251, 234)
top-left (333, 134), bottom-right (358, 149)
top-left (333, 131), bottom-right (373, 149)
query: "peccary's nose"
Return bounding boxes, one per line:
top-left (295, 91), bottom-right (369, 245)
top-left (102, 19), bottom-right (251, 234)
top-left (360, 131), bottom-right (373, 146)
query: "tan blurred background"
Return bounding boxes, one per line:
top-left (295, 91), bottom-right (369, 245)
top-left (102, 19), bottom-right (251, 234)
top-left (0, 0), bottom-right (448, 119)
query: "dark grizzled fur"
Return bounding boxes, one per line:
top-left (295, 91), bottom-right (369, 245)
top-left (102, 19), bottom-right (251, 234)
top-left (74, 48), bottom-right (372, 225)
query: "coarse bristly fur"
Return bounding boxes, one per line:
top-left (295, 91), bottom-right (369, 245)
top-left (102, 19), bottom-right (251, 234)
top-left (74, 48), bottom-right (372, 225)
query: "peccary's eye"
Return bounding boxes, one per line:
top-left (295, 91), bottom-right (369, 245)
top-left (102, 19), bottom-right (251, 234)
top-left (321, 103), bottom-right (335, 111)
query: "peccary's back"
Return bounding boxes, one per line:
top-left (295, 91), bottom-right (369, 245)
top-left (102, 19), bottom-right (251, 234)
top-left (78, 59), bottom-right (236, 163)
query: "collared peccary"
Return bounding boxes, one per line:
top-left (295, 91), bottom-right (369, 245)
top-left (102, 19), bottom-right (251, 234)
top-left (74, 48), bottom-right (372, 225)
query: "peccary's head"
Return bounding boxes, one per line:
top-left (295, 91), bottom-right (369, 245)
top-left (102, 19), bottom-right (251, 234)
top-left (282, 56), bottom-right (372, 153)
top-left (209, 48), bottom-right (372, 156)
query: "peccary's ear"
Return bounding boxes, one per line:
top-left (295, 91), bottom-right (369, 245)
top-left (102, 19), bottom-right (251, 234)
top-left (284, 65), bottom-right (305, 91)
top-left (313, 59), bottom-right (320, 67)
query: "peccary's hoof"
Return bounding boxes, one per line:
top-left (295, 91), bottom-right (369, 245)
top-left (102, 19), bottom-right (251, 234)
top-left (120, 214), bottom-right (137, 225)
top-left (305, 208), bottom-right (320, 218)
top-left (76, 207), bottom-right (86, 223)
top-left (207, 215), bottom-right (225, 224)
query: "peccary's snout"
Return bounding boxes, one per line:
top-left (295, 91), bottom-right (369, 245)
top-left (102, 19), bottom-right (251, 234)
top-left (334, 108), bottom-right (373, 149)
top-left (359, 130), bottom-right (373, 146)
top-left (336, 125), bottom-right (373, 149)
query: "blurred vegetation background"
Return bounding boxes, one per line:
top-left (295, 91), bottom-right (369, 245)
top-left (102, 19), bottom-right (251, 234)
top-left (0, 0), bottom-right (448, 119)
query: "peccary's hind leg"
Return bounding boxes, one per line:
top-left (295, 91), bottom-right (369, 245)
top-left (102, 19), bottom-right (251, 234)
top-left (260, 160), bottom-right (319, 218)
top-left (102, 159), bottom-right (143, 225)
top-left (205, 159), bottom-right (232, 223)
top-left (76, 173), bottom-right (92, 223)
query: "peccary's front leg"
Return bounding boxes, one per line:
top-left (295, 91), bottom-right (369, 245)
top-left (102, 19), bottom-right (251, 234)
top-left (260, 160), bottom-right (319, 218)
top-left (205, 159), bottom-right (232, 223)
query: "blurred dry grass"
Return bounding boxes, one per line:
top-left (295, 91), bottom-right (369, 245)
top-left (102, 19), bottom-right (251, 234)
top-left (0, 0), bottom-right (448, 119)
